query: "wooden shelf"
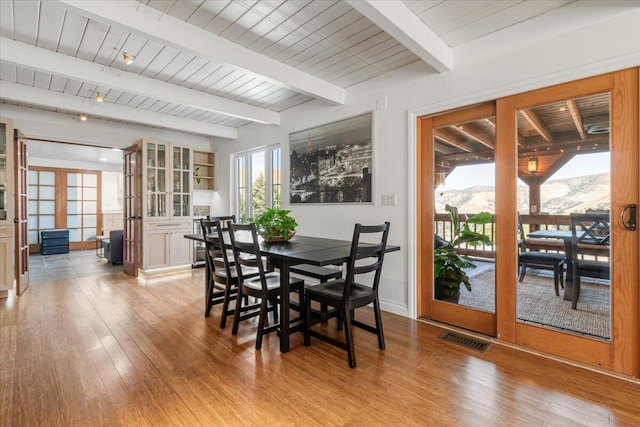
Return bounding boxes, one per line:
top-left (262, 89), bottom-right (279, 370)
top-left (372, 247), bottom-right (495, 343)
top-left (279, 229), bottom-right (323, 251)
top-left (193, 151), bottom-right (216, 190)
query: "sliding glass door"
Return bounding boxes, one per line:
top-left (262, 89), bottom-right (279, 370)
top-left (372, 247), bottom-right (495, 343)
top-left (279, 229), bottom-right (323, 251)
top-left (418, 68), bottom-right (639, 376)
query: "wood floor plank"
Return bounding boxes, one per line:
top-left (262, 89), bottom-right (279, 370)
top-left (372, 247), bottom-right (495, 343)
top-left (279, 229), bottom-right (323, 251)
top-left (1, 262), bottom-right (639, 426)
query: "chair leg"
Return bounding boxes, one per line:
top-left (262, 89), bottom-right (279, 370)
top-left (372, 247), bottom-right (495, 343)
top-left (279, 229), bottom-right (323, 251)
top-left (205, 279), bottom-right (213, 317)
top-left (343, 307), bottom-right (356, 368)
top-left (219, 283), bottom-right (233, 328)
top-left (373, 297), bottom-right (385, 350)
top-left (304, 291), bottom-right (311, 347)
top-left (231, 288), bottom-right (243, 335)
top-left (553, 266), bottom-right (560, 296)
top-left (255, 297), bottom-right (268, 350)
top-left (518, 263), bottom-right (527, 282)
top-left (571, 276), bottom-right (581, 310)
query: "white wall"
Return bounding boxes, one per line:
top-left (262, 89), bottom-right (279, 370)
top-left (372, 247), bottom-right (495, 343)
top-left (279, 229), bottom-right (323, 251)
top-left (211, 9), bottom-right (640, 317)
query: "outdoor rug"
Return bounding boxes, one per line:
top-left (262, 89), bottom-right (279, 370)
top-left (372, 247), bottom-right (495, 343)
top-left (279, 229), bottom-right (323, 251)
top-left (458, 269), bottom-right (610, 340)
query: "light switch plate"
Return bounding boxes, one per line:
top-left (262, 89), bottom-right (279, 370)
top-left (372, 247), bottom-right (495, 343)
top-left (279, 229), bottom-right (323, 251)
top-left (381, 194), bottom-right (396, 206)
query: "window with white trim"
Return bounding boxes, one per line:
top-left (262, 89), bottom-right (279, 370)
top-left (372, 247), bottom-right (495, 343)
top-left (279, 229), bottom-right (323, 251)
top-left (234, 145), bottom-right (281, 222)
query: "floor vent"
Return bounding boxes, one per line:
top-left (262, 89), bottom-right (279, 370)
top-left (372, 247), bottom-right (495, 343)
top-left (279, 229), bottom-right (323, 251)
top-left (438, 331), bottom-right (491, 353)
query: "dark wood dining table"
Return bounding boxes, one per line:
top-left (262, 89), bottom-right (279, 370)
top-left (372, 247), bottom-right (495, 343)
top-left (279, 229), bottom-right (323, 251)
top-left (527, 229), bottom-right (609, 301)
top-left (184, 233), bottom-right (400, 353)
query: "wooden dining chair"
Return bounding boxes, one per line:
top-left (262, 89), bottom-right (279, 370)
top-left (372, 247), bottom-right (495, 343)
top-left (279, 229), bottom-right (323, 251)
top-left (228, 222), bottom-right (305, 350)
top-left (304, 222), bottom-right (390, 368)
top-left (569, 213), bottom-right (610, 309)
top-left (201, 216), bottom-right (258, 327)
top-left (517, 213), bottom-right (565, 296)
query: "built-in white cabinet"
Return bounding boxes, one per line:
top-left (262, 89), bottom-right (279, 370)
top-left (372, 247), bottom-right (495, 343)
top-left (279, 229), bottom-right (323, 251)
top-left (138, 138), bottom-right (192, 273)
top-left (0, 118), bottom-right (14, 297)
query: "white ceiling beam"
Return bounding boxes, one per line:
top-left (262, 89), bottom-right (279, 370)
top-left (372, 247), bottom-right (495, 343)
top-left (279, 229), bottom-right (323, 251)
top-left (346, 0), bottom-right (452, 73)
top-left (0, 37), bottom-right (279, 125)
top-left (57, 0), bottom-right (345, 105)
top-left (0, 81), bottom-right (237, 138)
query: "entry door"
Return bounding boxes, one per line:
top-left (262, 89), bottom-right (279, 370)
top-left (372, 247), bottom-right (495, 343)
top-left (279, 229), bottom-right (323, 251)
top-left (122, 144), bottom-right (140, 276)
top-left (500, 69), bottom-right (639, 375)
top-left (417, 102), bottom-right (497, 336)
top-left (14, 131), bottom-right (28, 295)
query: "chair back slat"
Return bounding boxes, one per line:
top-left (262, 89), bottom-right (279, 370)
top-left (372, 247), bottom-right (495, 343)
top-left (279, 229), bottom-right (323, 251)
top-left (201, 217), bottom-right (235, 279)
top-left (228, 222), bottom-right (268, 290)
top-left (343, 222), bottom-right (390, 300)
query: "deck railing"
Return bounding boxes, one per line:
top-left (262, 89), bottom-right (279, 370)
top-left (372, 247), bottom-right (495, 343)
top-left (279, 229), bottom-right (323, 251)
top-left (434, 214), bottom-right (575, 259)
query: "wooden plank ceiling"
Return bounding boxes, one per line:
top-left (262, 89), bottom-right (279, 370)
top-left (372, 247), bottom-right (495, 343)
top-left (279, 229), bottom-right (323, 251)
top-left (0, 0), bottom-right (582, 137)
top-left (434, 92), bottom-right (610, 183)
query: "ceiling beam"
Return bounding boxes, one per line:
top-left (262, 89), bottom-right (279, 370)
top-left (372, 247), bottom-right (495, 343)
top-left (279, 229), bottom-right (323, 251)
top-left (346, 0), bottom-right (451, 72)
top-left (519, 109), bottom-right (554, 143)
top-left (452, 124), bottom-right (494, 149)
top-left (566, 100), bottom-right (587, 140)
top-left (0, 37), bottom-right (279, 126)
top-left (435, 129), bottom-right (476, 152)
top-left (57, 0), bottom-right (345, 105)
top-left (0, 81), bottom-right (237, 138)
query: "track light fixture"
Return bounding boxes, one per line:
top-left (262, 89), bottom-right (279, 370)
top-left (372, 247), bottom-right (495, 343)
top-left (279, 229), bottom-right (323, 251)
top-left (95, 92), bottom-right (104, 102)
top-left (80, 113), bottom-right (87, 121)
top-left (123, 53), bottom-right (134, 65)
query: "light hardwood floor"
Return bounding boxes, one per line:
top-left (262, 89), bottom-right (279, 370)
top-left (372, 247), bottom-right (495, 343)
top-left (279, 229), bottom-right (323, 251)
top-left (1, 263), bottom-right (639, 426)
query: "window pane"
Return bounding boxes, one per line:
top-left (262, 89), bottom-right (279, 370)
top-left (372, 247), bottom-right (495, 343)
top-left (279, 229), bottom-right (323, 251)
top-left (40, 215), bottom-right (55, 228)
top-left (40, 171), bottom-right (55, 185)
top-left (67, 215), bottom-right (81, 227)
top-left (28, 215), bottom-right (37, 229)
top-left (83, 174), bottom-right (97, 187)
top-left (40, 186), bottom-right (55, 200)
top-left (83, 228), bottom-right (96, 241)
top-left (83, 187), bottom-right (97, 200)
top-left (84, 214), bottom-right (97, 227)
top-left (28, 186), bottom-right (38, 199)
top-left (68, 228), bottom-right (81, 242)
top-left (83, 201), bottom-right (97, 214)
top-left (39, 201), bottom-right (55, 214)
top-left (28, 230), bottom-right (38, 245)
top-left (28, 201), bottom-right (37, 213)
top-left (28, 170), bottom-right (38, 184)
top-left (67, 173), bottom-right (81, 186)
top-left (68, 201), bottom-right (80, 214)
top-left (67, 187), bottom-right (82, 200)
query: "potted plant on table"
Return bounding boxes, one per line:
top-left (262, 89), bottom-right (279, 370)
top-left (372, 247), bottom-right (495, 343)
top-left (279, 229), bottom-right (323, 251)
top-left (434, 204), bottom-right (492, 303)
top-left (249, 208), bottom-right (298, 242)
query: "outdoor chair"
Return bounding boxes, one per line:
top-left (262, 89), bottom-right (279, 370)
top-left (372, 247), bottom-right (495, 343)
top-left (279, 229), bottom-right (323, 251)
top-left (569, 213), bottom-right (610, 309)
top-left (517, 214), bottom-right (565, 296)
top-left (304, 222), bottom-right (390, 368)
top-left (228, 222), bottom-right (305, 350)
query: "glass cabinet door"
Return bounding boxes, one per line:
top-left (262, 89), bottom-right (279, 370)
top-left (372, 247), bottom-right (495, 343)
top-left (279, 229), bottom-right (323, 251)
top-left (172, 146), bottom-right (190, 217)
top-left (146, 142), bottom-right (168, 218)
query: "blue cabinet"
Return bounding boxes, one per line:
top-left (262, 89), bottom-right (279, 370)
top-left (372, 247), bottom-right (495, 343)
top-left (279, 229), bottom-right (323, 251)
top-left (41, 229), bottom-right (69, 255)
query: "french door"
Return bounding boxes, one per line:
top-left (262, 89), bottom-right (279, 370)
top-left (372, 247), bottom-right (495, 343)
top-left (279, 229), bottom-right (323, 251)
top-left (122, 144), bottom-right (140, 277)
top-left (418, 68), bottom-right (639, 377)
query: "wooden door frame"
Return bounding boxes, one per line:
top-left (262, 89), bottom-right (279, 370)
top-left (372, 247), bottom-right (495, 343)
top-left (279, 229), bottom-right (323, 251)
top-left (122, 144), bottom-right (140, 277)
top-left (417, 102), bottom-right (497, 336)
top-left (14, 131), bottom-right (28, 295)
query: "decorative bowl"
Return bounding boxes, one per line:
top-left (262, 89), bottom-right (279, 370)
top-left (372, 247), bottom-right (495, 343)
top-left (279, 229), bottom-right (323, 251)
top-left (260, 230), bottom-right (296, 242)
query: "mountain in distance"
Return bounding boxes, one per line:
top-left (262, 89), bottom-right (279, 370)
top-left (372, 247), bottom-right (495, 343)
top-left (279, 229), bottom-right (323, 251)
top-left (435, 172), bottom-right (610, 214)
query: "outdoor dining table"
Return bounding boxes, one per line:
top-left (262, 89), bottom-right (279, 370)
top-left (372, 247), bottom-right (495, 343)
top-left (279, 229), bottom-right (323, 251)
top-left (527, 229), bottom-right (609, 301)
top-left (184, 233), bottom-right (400, 353)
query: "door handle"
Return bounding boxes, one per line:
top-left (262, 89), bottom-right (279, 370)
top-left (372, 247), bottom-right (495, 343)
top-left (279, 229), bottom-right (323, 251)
top-left (621, 204), bottom-right (637, 231)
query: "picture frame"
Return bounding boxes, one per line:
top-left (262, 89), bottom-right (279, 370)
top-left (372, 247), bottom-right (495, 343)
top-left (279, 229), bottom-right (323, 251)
top-left (289, 112), bottom-right (373, 204)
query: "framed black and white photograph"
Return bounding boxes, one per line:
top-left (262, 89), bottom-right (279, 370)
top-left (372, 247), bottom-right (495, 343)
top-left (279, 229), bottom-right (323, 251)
top-left (289, 112), bottom-right (373, 204)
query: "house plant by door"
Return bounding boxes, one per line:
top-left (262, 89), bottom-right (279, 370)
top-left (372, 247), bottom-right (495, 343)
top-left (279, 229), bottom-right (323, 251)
top-left (249, 208), bottom-right (298, 242)
top-left (434, 204), bottom-right (492, 303)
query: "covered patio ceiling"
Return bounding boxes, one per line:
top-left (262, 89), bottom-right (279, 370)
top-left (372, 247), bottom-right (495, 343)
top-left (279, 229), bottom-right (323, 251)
top-left (434, 92), bottom-right (610, 186)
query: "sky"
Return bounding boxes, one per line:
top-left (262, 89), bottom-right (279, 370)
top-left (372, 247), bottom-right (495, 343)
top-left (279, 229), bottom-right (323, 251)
top-left (436, 152), bottom-right (610, 191)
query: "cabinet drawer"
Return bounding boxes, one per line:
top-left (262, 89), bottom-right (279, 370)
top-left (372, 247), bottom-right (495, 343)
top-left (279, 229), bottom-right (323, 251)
top-left (144, 220), bottom-right (192, 231)
top-left (41, 229), bottom-right (69, 239)
top-left (41, 238), bottom-right (69, 247)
